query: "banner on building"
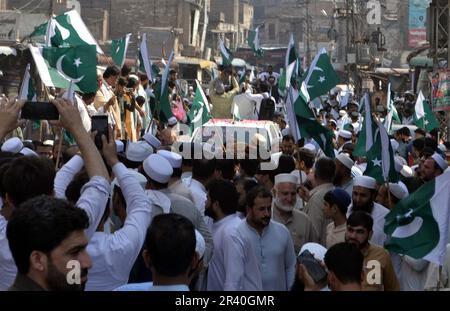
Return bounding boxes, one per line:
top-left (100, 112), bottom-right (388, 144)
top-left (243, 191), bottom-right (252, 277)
top-left (408, 0), bottom-right (429, 48)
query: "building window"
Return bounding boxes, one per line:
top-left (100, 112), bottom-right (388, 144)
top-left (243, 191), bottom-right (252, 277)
top-left (268, 24), bottom-right (275, 40)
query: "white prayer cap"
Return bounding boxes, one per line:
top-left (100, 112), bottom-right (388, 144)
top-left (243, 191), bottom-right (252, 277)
top-left (354, 175), bottom-right (377, 189)
top-left (195, 229), bottom-right (206, 259)
top-left (336, 153), bottom-right (354, 170)
top-left (126, 141), bottom-right (154, 162)
top-left (274, 173), bottom-right (298, 185)
top-left (112, 169), bottom-right (147, 190)
top-left (431, 153), bottom-right (448, 171)
top-left (20, 147), bottom-right (38, 157)
top-left (129, 74), bottom-right (139, 81)
top-left (143, 132), bottom-right (161, 149)
top-left (115, 140), bottom-right (124, 153)
top-left (168, 117), bottom-right (178, 126)
top-left (351, 166), bottom-right (363, 177)
top-left (304, 143), bottom-right (317, 154)
top-left (390, 139), bottom-right (399, 153)
top-left (157, 149), bottom-right (182, 169)
top-left (438, 144), bottom-right (447, 153)
top-left (339, 110), bottom-right (347, 117)
top-left (338, 130), bottom-right (352, 140)
top-left (143, 154), bottom-right (173, 184)
top-left (1, 137), bottom-right (23, 154)
top-left (389, 182), bottom-right (409, 200)
top-left (400, 165), bottom-right (413, 178)
top-left (42, 140), bottom-right (54, 147)
top-left (299, 243), bottom-right (327, 262)
top-left (281, 128), bottom-right (291, 136)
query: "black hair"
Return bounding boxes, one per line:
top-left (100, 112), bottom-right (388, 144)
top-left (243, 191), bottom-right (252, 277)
top-left (282, 134), bottom-right (295, 143)
top-left (3, 157), bottom-right (55, 207)
top-left (145, 214), bottom-right (195, 277)
top-left (276, 154), bottom-right (296, 174)
top-left (347, 210), bottom-right (373, 232)
top-left (216, 159), bottom-right (236, 180)
top-left (246, 185), bottom-right (272, 209)
top-left (65, 169), bottom-right (89, 204)
top-left (412, 138), bottom-right (425, 152)
top-left (81, 92), bottom-right (96, 101)
top-left (117, 77), bottom-right (128, 87)
top-left (324, 190), bottom-right (348, 215)
top-left (298, 148), bottom-right (315, 169)
top-left (127, 77), bottom-right (138, 89)
top-left (423, 137), bottom-right (438, 152)
top-left (207, 179), bottom-right (238, 215)
top-left (414, 128), bottom-right (426, 136)
top-left (169, 69), bottom-right (177, 75)
top-left (324, 242), bottom-right (363, 285)
top-left (6, 195), bottom-right (89, 274)
top-left (239, 159), bottom-right (260, 177)
top-left (192, 158), bottom-right (216, 181)
top-left (121, 64), bottom-right (131, 77)
top-left (314, 157), bottom-right (336, 183)
top-left (103, 66), bottom-right (120, 79)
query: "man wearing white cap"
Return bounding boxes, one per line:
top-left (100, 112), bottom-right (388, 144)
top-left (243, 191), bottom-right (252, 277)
top-left (229, 186), bottom-right (296, 291)
top-left (123, 141), bottom-right (154, 169)
top-left (334, 153), bottom-right (355, 196)
top-left (300, 157), bottom-right (336, 246)
top-left (143, 132), bottom-right (161, 150)
top-left (421, 153), bottom-right (448, 182)
top-left (272, 173), bottom-right (318, 254)
top-left (142, 153), bottom-right (213, 288)
top-left (347, 175), bottom-right (389, 246)
top-left (336, 130), bottom-right (352, 154)
top-left (375, 182), bottom-right (409, 210)
top-left (84, 144), bottom-right (153, 291)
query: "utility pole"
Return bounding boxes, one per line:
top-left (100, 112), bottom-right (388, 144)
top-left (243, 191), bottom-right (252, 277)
top-left (305, 0), bottom-right (311, 67)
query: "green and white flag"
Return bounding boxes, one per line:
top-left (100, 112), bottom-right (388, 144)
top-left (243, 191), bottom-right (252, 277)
top-left (111, 33), bottom-right (131, 68)
top-left (353, 93), bottom-right (376, 157)
top-left (384, 83), bottom-right (400, 133)
top-left (188, 80), bottom-right (211, 134)
top-left (19, 64), bottom-right (37, 101)
top-left (414, 90), bottom-right (440, 132)
top-left (219, 38), bottom-right (233, 66)
top-left (364, 120), bottom-right (399, 184)
top-left (294, 82), bottom-right (335, 158)
top-left (384, 169), bottom-right (450, 265)
top-left (279, 34), bottom-right (297, 96)
top-left (33, 10), bottom-right (103, 54)
top-left (302, 48), bottom-right (339, 100)
top-left (247, 26), bottom-right (263, 57)
top-left (139, 33), bottom-right (159, 82)
top-left (155, 50), bottom-right (175, 123)
top-left (29, 44), bottom-right (98, 94)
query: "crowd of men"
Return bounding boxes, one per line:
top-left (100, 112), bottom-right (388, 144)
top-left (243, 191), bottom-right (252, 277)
top-left (0, 61), bottom-right (450, 292)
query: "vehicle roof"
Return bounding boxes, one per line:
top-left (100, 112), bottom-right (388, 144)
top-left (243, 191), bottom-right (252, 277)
top-left (204, 119), bottom-right (276, 128)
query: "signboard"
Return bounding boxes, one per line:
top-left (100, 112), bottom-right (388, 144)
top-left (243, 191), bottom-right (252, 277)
top-left (432, 69), bottom-right (450, 111)
top-left (408, 0), bottom-right (430, 48)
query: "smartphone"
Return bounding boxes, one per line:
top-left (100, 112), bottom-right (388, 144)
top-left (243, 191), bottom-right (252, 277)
top-left (297, 250), bottom-right (328, 285)
top-left (91, 115), bottom-right (109, 149)
top-left (21, 101), bottom-right (59, 120)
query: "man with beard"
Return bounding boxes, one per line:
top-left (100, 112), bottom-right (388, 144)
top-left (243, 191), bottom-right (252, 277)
top-left (206, 179), bottom-right (253, 291)
top-left (345, 211), bottom-right (399, 291)
top-left (334, 153), bottom-right (355, 196)
top-left (7, 196), bottom-right (92, 291)
top-left (272, 173), bottom-right (318, 254)
top-left (232, 186), bottom-right (296, 290)
top-left (281, 135), bottom-right (295, 156)
top-left (347, 176), bottom-right (389, 246)
top-left (421, 153), bottom-right (448, 182)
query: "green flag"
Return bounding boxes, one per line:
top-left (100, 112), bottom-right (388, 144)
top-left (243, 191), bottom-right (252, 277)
top-left (19, 64), bottom-right (37, 101)
top-left (294, 82), bottom-right (335, 158)
top-left (384, 83), bottom-right (401, 133)
top-left (302, 48), bottom-right (339, 100)
top-left (32, 10), bottom-right (103, 53)
top-left (384, 169), bottom-right (450, 265)
top-left (29, 44), bottom-right (98, 94)
top-left (111, 33), bottom-right (131, 68)
top-left (414, 91), bottom-right (440, 132)
top-left (364, 120), bottom-right (399, 184)
top-left (188, 80), bottom-right (211, 134)
top-left (155, 50), bottom-right (175, 124)
top-left (247, 26), bottom-right (263, 57)
top-left (139, 33), bottom-right (159, 82)
top-left (219, 38), bottom-right (233, 66)
top-left (354, 93), bottom-right (376, 157)
top-left (279, 34), bottom-right (297, 97)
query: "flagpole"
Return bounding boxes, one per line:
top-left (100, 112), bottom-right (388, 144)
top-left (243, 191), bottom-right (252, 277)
top-left (385, 180), bottom-right (392, 209)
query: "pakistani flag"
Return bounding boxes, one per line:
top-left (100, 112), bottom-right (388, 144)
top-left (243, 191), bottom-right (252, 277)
top-left (384, 83), bottom-right (400, 133)
top-left (247, 26), bottom-right (263, 57)
top-left (302, 48), bottom-right (339, 100)
top-left (29, 44), bottom-right (97, 94)
top-left (188, 80), bottom-right (211, 134)
top-left (111, 33), bottom-right (131, 68)
top-left (294, 82), bottom-right (335, 158)
top-left (32, 10), bottom-right (103, 54)
top-left (414, 90), bottom-right (440, 132)
top-left (353, 93), bottom-right (376, 157)
top-left (384, 170), bottom-right (450, 265)
top-left (279, 34), bottom-right (297, 96)
top-left (155, 50), bottom-right (175, 123)
top-left (363, 120), bottom-right (399, 184)
top-left (139, 33), bottom-right (159, 82)
top-left (219, 38), bottom-right (233, 66)
top-left (19, 64), bottom-right (37, 101)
